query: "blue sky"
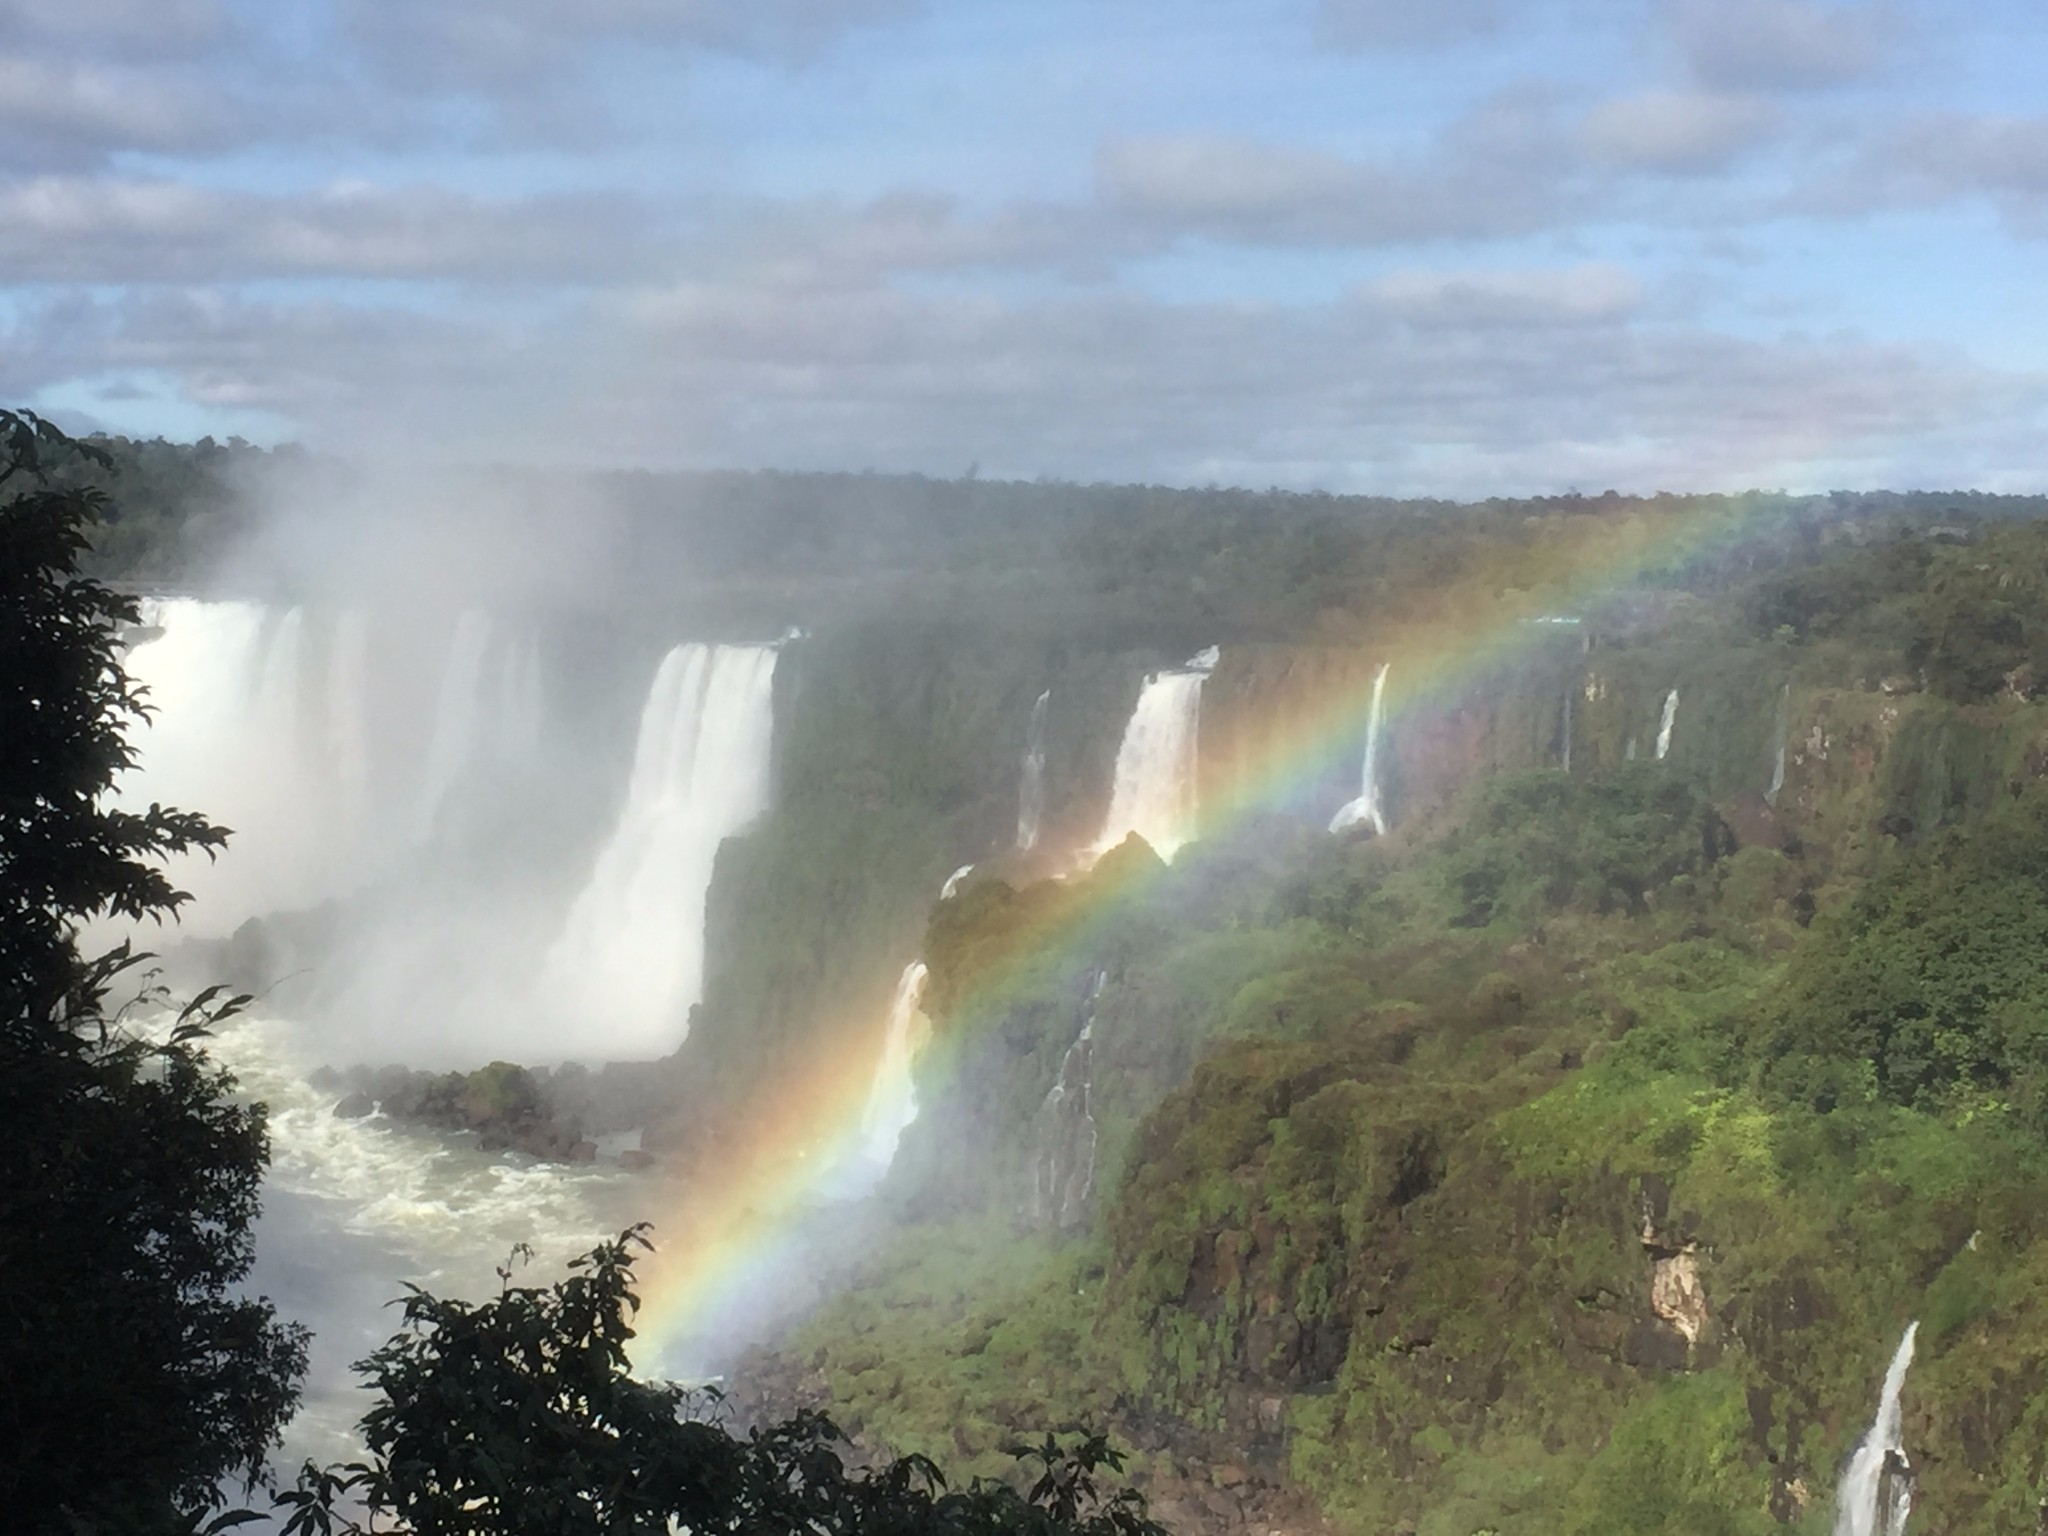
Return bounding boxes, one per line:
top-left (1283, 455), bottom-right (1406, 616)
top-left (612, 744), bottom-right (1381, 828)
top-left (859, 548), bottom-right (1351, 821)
top-left (1, 0), bottom-right (2044, 494)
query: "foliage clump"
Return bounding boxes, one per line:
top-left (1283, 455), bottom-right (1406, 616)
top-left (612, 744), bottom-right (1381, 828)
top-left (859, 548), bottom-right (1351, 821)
top-left (278, 1229), bottom-right (1165, 1536)
top-left (0, 409), bottom-right (307, 1532)
top-left (1748, 781), bottom-right (2048, 1124)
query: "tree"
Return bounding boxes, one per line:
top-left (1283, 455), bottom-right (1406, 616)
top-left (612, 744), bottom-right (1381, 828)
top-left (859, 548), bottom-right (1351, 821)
top-left (0, 408), bottom-right (308, 1532)
top-left (277, 1227), bottom-right (1168, 1536)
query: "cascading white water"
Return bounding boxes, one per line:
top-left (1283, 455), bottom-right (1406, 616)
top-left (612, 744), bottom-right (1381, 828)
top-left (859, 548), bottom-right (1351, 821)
top-left (1656, 689), bottom-right (1679, 761)
top-left (1834, 1322), bottom-right (1919, 1536)
top-left (119, 600), bottom-right (359, 930)
top-left (1017, 688), bottom-right (1051, 852)
top-left (859, 961), bottom-right (932, 1168)
top-left (326, 610), bottom-right (373, 821)
top-left (209, 1012), bottom-right (633, 1469)
top-left (940, 864), bottom-right (975, 900)
top-left (1092, 648), bottom-right (1217, 863)
top-left (1329, 663), bottom-right (1391, 835)
top-left (497, 633), bottom-right (545, 762)
top-left (1029, 970), bottom-right (1104, 1232)
top-left (1562, 675), bottom-right (1575, 773)
top-left (545, 643), bottom-right (779, 1059)
top-left (415, 611), bottom-right (496, 838)
top-left (1767, 683), bottom-right (1791, 805)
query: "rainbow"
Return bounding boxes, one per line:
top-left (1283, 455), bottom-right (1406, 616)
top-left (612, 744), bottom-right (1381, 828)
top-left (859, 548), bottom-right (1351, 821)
top-left (626, 492), bottom-right (1804, 1369)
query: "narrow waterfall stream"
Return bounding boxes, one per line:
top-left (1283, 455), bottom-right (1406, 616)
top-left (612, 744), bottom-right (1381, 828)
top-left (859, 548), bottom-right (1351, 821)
top-left (1330, 662), bottom-right (1391, 834)
top-left (1834, 1322), bottom-right (1919, 1536)
top-left (859, 961), bottom-right (933, 1169)
top-left (1017, 688), bottom-right (1051, 852)
top-left (1767, 682), bottom-right (1791, 805)
top-left (1028, 971), bottom-right (1105, 1232)
top-left (1655, 688), bottom-right (1680, 761)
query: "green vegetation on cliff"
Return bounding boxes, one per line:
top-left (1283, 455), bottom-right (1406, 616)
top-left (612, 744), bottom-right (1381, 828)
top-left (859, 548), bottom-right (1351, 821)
top-left (73, 434), bottom-right (2048, 1531)
top-left (756, 516), bottom-right (2048, 1536)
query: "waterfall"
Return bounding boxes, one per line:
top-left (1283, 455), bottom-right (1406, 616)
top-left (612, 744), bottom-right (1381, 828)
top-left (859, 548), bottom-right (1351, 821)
top-left (1625, 737), bottom-right (1638, 762)
top-left (497, 633), bottom-right (545, 761)
top-left (1329, 663), bottom-right (1391, 835)
top-left (1767, 683), bottom-right (1791, 805)
top-left (118, 600), bottom-right (349, 929)
top-left (325, 611), bottom-right (372, 818)
top-left (1016, 688), bottom-right (1051, 852)
top-left (940, 864), bottom-right (975, 900)
top-left (1655, 689), bottom-right (1679, 762)
top-left (254, 607), bottom-right (306, 746)
top-left (1563, 673), bottom-right (1577, 773)
top-left (859, 961), bottom-right (931, 1167)
top-left (545, 644), bottom-right (779, 1059)
top-left (1834, 1322), bottom-right (1919, 1536)
top-left (1028, 971), bottom-right (1104, 1232)
top-left (415, 611), bottom-right (496, 838)
top-left (1092, 648), bottom-right (1217, 863)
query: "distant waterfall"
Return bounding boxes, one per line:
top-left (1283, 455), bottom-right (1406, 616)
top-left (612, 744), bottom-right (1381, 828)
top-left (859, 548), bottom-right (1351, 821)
top-left (1330, 663), bottom-right (1391, 835)
top-left (1093, 649), bottom-right (1217, 863)
top-left (1028, 971), bottom-right (1104, 1232)
top-left (254, 607), bottom-right (305, 745)
top-left (1655, 689), bottom-right (1679, 762)
top-left (1561, 676), bottom-right (1574, 774)
top-left (1834, 1322), bottom-right (1919, 1536)
top-left (415, 611), bottom-right (496, 837)
top-left (546, 644), bottom-right (779, 1058)
top-left (1767, 683), bottom-right (1791, 805)
top-left (940, 864), bottom-right (975, 900)
top-left (119, 600), bottom-right (354, 928)
top-left (860, 961), bottom-right (931, 1168)
top-left (326, 610), bottom-right (372, 817)
top-left (496, 634), bottom-right (545, 762)
top-left (1016, 689), bottom-right (1051, 852)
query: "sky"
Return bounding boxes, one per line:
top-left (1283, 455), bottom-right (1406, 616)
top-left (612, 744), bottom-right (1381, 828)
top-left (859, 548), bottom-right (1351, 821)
top-left (1, 0), bottom-right (2044, 495)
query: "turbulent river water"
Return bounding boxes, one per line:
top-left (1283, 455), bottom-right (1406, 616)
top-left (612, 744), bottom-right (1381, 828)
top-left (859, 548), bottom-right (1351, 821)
top-left (207, 1014), bottom-right (642, 1469)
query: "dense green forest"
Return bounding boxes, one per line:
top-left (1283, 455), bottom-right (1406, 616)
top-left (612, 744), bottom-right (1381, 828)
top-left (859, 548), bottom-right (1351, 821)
top-left (701, 505), bottom-right (2048, 1534)
top-left (56, 430), bottom-right (2048, 1532)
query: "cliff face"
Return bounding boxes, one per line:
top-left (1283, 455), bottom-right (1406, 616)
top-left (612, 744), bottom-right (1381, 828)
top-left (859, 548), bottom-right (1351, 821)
top-left (672, 622), bottom-right (1160, 1124)
top-left (718, 529), bottom-right (2048, 1535)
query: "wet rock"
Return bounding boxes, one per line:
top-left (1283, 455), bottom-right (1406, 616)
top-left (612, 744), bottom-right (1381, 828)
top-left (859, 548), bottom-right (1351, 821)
top-left (1622, 1317), bottom-right (1692, 1372)
top-left (568, 1140), bottom-right (599, 1163)
top-left (1650, 1250), bottom-right (1708, 1345)
top-left (332, 1090), bottom-right (375, 1119)
top-left (1770, 1475), bottom-right (1813, 1524)
top-left (618, 1148), bottom-right (657, 1171)
top-left (1256, 1396), bottom-right (1286, 1435)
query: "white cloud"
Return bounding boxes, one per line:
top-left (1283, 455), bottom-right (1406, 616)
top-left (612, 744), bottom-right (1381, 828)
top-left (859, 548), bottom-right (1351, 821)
top-left (1580, 90), bottom-right (1777, 173)
top-left (10, 268), bottom-right (2030, 498)
top-left (336, 0), bottom-right (918, 92)
top-left (1095, 96), bottom-right (1581, 247)
top-left (1791, 112), bottom-right (2048, 236)
top-left (1313, 0), bottom-right (1510, 52)
top-left (0, 178), bottom-right (659, 282)
top-left (1882, 113), bottom-right (2048, 232)
top-left (0, 0), bottom-right (224, 53)
top-left (1668, 0), bottom-right (1893, 91)
top-left (1368, 262), bottom-right (1645, 325)
top-left (0, 58), bottom-right (230, 162)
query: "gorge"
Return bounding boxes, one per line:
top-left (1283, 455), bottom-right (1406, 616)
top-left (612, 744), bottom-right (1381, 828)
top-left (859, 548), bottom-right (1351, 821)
top-left (88, 459), bottom-right (2048, 1535)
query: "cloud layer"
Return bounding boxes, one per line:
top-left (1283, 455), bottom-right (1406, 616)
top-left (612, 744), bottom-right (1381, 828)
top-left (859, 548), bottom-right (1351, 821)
top-left (2, 0), bottom-right (2042, 493)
